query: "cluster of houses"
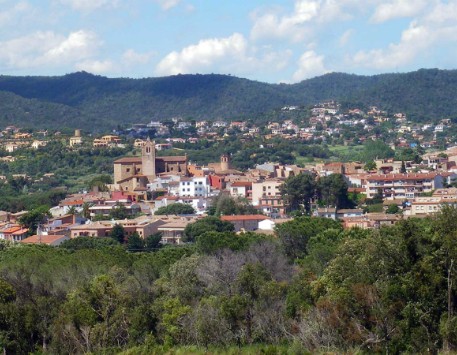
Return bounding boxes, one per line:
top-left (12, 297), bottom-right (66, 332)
top-left (4, 135), bottom-right (457, 246)
top-left (3, 101), bottom-right (457, 246)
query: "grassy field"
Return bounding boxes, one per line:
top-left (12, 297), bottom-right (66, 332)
top-left (328, 145), bottom-right (364, 162)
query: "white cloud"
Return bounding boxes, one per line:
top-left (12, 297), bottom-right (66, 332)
top-left (155, 33), bottom-right (292, 80)
top-left (339, 29), bottom-right (353, 46)
top-left (250, 0), bottom-right (377, 43)
top-left (371, 0), bottom-right (428, 23)
top-left (122, 49), bottom-right (155, 65)
top-left (353, 1), bottom-right (457, 70)
top-left (0, 30), bottom-right (100, 69)
top-left (75, 59), bottom-right (115, 73)
top-left (426, 1), bottom-right (457, 23)
top-left (0, 1), bottom-right (32, 26)
top-left (59, 0), bottom-right (119, 12)
top-left (156, 33), bottom-right (248, 75)
top-left (250, 1), bottom-right (320, 42)
top-left (154, 0), bottom-right (181, 11)
top-left (291, 50), bottom-right (328, 82)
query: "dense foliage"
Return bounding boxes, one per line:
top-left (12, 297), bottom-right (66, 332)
top-left (155, 203), bottom-right (196, 215)
top-left (2, 208), bottom-right (457, 353)
top-left (2, 69), bottom-right (457, 130)
top-left (281, 173), bottom-right (354, 213)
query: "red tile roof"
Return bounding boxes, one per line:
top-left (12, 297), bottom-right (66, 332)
top-left (231, 181), bottom-right (252, 187)
top-left (221, 215), bottom-right (267, 222)
top-left (12, 228), bottom-right (28, 235)
top-left (114, 157), bottom-right (141, 164)
top-left (2, 226), bottom-right (21, 234)
top-left (21, 235), bottom-right (67, 245)
top-left (366, 173), bottom-right (441, 181)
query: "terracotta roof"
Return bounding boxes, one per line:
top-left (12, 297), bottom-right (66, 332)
top-left (348, 187), bottom-right (366, 193)
top-left (2, 226), bottom-right (21, 233)
top-left (366, 173), bottom-right (441, 181)
top-left (158, 221), bottom-right (190, 229)
top-left (337, 209), bottom-right (363, 213)
top-left (156, 156), bottom-right (187, 162)
top-left (60, 199), bottom-right (83, 206)
top-left (114, 157), bottom-right (141, 164)
top-left (21, 235), bottom-right (68, 245)
top-left (231, 181), bottom-right (252, 187)
top-left (12, 228), bottom-right (28, 235)
top-left (134, 187), bottom-right (148, 191)
top-left (221, 215), bottom-right (267, 221)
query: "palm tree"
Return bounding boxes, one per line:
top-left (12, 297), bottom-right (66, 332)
top-left (82, 202), bottom-right (93, 219)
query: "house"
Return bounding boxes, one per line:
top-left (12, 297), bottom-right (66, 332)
top-left (157, 220), bottom-right (193, 244)
top-left (410, 197), bottom-right (457, 216)
top-left (365, 173), bottom-right (445, 200)
top-left (220, 215), bottom-right (267, 232)
top-left (69, 217), bottom-right (166, 239)
top-left (336, 209), bottom-right (364, 218)
top-left (21, 234), bottom-right (70, 246)
top-left (258, 218), bottom-right (292, 232)
top-left (251, 179), bottom-right (283, 206)
top-left (315, 208), bottom-right (337, 219)
top-left (178, 176), bottom-right (210, 198)
top-left (5, 143), bottom-right (19, 153)
top-left (31, 140), bottom-right (47, 149)
top-left (0, 225), bottom-right (28, 242)
top-left (228, 181), bottom-right (252, 199)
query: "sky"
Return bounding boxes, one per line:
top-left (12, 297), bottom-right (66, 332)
top-left (1, 0), bottom-right (457, 83)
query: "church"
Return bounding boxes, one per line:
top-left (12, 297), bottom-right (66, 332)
top-left (113, 138), bottom-right (187, 192)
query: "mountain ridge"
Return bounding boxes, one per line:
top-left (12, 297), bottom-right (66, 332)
top-left (1, 68), bottom-right (457, 131)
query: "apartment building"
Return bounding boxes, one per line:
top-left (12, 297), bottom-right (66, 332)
top-left (365, 173), bottom-right (445, 200)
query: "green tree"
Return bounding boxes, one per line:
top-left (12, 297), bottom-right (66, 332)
top-left (18, 205), bottom-right (50, 234)
top-left (386, 204), bottom-right (400, 214)
top-left (127, 232), bottom-right (144, 252)
top-left (280, 173), bottom-right (316, 213)
top-left (183, 216), bottom-right (234, 243)
top-left (0, 279), bottom-right (16, 355)
top-left (88, 174), bottom-right (112, 192)
top-left (155, 203), bottom-right (196, 215)
top-left (109, 203), bottom-right (128, 220)
top-left (275, 216), bottom-right (342, 260)
top-left (316, 174), bottom-right (353, 208)
top-left (110, 224), bottom-right (125, 243)
top-left (359, 139), bottom-right (395, 161)
top-left (364, 160), bottom-right (377, 171)
top-left (159, 297), bottom-right (191, 346)
top-left (145, 233), bottom-right (163, 251)
top-left (210, 194), bottom-right (260, 216)
top-left (82, 202), bottom-right (93, 219)
top-left (60, 237), bottom-right (120, 250)
top-left (400, 160), bottom-right (407, 173)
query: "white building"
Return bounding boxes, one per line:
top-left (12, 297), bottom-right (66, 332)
top-left (178, 176), bottom-right (210, 198)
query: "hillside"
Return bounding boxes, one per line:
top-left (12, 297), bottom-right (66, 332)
top-left (1, 69), bottom-right (457, 130)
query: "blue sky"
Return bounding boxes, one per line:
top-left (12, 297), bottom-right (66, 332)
top-left (1, 0), bottom-right (457, 83)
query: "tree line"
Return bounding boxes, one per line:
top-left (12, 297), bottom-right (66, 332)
top-left (2, 207), bottom-right (457, 353)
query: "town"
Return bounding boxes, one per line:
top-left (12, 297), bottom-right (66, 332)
top-left (1, 100), bottom-right (457, 246)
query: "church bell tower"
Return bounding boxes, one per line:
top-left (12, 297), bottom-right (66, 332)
top-left (142, 138), bottom-right (156, 180)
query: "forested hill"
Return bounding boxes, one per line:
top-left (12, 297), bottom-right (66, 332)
top-left (1, 68), bottom-right (457, 131)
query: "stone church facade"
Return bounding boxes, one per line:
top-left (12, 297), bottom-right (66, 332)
top-left (113, 139), bottom-right (187, 192)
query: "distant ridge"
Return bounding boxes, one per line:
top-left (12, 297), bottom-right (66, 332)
top-left (1, 68), bottom-right (457, 131)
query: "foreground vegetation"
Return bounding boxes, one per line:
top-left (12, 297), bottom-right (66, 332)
top-left (2, 207), bottom-right (457, 354)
